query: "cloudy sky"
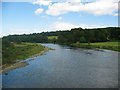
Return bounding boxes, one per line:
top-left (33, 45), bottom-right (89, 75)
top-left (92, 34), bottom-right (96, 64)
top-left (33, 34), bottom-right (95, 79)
top-left (1, 0), bottom-right (119, 37)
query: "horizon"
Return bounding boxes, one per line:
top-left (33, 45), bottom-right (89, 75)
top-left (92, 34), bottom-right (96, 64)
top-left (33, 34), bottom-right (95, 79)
top-left (2, 26), bottom-right (119, 38)
top-left (1, 0), bottom-right (118, 37)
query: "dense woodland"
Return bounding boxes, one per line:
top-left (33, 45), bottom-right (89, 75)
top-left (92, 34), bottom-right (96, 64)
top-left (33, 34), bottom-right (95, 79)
top-left (2, 27), bottom-right (120, 44)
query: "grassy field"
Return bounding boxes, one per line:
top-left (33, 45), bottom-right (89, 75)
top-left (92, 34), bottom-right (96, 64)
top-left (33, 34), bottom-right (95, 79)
top-left (3, 42), bottom-right (49, 65)
top-left (71, 42), bottom-right (120, 52)
top-left (47, 36), bottom-right (58, 40)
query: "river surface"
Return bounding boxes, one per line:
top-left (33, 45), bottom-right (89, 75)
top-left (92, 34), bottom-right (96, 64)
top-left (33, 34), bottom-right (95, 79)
top-left (1, 44), bottom-right (119, 88)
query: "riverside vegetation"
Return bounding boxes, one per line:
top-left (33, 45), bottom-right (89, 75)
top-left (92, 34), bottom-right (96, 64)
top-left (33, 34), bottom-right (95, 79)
top-left (2, 40), bottom-right (49, 65)
top-left (71, 42), bottom-right (119, 52)
top-left (2, 27), bottom-right (120, 66)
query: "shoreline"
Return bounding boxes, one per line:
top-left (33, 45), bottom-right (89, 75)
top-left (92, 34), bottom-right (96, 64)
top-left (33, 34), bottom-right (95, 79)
top-left (0, 62), bottom-right (28, 74)
top-left (70, 42), bottom-right (120, 52)
top-left (1, 47), bottom-right (51, 74)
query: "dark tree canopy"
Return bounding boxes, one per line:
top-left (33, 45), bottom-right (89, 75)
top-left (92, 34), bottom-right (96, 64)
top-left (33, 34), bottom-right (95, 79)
top-left (2, 27), bottom-right (120, 44)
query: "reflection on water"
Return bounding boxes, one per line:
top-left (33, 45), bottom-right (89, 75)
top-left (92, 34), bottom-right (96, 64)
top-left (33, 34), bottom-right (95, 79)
top-left (2, 44), bottom-right (118, 88)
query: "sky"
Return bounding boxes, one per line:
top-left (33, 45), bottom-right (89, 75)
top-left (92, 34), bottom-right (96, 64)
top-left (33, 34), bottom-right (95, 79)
top-left (1, 0), bottom-right (119, 37)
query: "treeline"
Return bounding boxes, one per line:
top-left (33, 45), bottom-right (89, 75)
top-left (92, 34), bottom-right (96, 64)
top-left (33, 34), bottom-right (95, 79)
top-left (42, 27), bottom-right (120, 44)
top-left (3, 33), bottom-right (48, 43)
top-left (56, 27), bottom-right (120, 44)
top-left (2, 27), bottom-right (120, 44)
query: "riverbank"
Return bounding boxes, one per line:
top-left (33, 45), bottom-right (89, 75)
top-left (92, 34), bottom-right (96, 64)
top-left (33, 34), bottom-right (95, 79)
top-left (1, 42), bottom-right (51, 74)
top-left (71, 42), bottom-right (119, 52)
top-left (0, 62), bottom-right (28, 74)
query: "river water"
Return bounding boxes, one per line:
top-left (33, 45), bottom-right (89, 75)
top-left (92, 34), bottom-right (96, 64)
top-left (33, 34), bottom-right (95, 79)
top-left (1, 44), bottom-right (119, 88)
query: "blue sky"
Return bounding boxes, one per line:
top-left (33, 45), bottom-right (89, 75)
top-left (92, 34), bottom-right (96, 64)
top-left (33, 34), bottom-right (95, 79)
top-left (1, 0), bottom-right (118, 37)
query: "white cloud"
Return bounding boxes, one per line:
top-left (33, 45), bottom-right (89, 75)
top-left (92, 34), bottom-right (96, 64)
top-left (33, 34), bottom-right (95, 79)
top-left (46, 1), bottom-right (81, 16)
top-left (35, 8), bottom-right (44, 15)
top-left (51, 21), bottom-right (110, 30)
top-left (32, 0), bottom-right (119, 16)
top-left (52, 22), bottom-right (79, 30)
top-left (33, 0), bottom-right (52, 6)
top-left (58, 17), bottom-right (62, 20)
top-left (45, 0), bottom-right (119, 16)
top-left (113, 13), bottom-right (118, 16)
top-left (80, 24), bottom-right (110, 29)
top-left (79, 0), bottom-right (118, 15)
top-left (67, 0), bottom-right (81, 4)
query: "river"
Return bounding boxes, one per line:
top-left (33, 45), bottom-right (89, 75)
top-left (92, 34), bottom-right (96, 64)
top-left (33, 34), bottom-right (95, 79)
top-left (1, 44), bottom-right (119, 88)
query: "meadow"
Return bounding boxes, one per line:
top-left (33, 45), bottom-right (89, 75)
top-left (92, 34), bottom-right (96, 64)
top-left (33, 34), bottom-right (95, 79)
top-left (71, 42), bottom-right (119, 52)
top-left (2, 42), bottom-right (49, 65)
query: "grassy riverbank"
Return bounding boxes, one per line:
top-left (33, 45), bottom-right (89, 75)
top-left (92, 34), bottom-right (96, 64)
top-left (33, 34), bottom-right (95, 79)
top-left (1, 42), bottom-right (50, 73)
top-left (71, 42), bottom-right (119, 52)
top-left (3, 42), bottom-right (50, 65)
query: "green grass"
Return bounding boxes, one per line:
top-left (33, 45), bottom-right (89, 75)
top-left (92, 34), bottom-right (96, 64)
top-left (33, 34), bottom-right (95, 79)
top-left (47, 36), bottom-right (58, 40)
top-left (71, 42), bottom-right (120, 52)
top-left (3, 42), bottom-right (49, 65)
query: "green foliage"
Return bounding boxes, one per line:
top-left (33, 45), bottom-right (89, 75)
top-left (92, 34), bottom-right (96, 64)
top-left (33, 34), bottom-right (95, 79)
top-left (3, 33), bottom-right (48, 43)
top-left (47, 36), bottom-right (58, 43)
top-left (47, 36), bottom-right (58, 40)
top-left (2, 41), bottom-right (46, 65)
top-left (56, 27), bottom-right (120, 44)
top-left (72, 42), bottom-right (120, 52)
top-left (3, 27), bottom-right (120, 44)
top-left (79, 36), bottom-right (86, 43)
